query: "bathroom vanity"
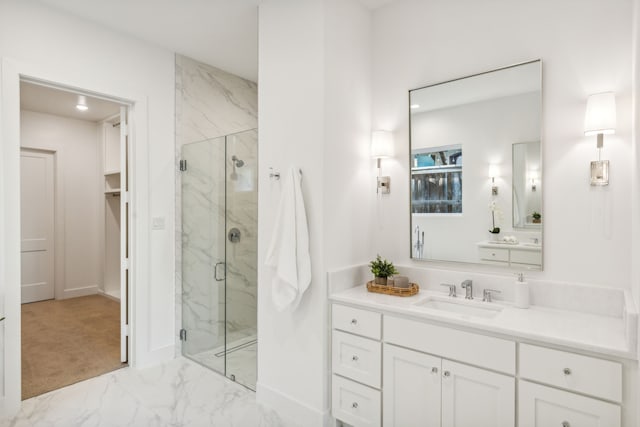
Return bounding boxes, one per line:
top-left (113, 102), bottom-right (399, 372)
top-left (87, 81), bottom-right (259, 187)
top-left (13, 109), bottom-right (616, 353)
top-left (476, 241), bottom-right (542, 269)
top-left (329, 284), bottom-right (637, 427)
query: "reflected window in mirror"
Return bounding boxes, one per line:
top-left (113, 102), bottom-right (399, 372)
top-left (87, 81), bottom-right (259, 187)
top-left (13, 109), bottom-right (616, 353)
top-left (411, 145), bottom-right (462, 214)
top-left (409, 60), bottom-right (543, 270)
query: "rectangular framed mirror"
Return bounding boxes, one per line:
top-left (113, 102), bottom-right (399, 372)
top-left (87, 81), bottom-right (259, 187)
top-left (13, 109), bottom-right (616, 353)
top-left (409, 60), bottom-right (543, 270)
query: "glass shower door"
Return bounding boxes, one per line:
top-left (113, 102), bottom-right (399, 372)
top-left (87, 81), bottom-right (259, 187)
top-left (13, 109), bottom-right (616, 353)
top-left (181, 136), bottom-right (227, 375)
top-left (224, 129), bottom-right (258, 389)
top-left (181, 129), bottom-right (258, 391)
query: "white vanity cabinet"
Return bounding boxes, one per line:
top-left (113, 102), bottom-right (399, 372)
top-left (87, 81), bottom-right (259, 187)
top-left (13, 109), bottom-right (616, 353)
top-left (331, 305), bottom-right (382, 427)
top-left (477, 242), bottom-right (542, 268)
top-left (383, 344), bottom-right (514, 427)
top-left (383, 344), bottom-right (441, 427)
top-left (518, 344), bottom-right (622, 427)
top-left (518, 381), bottom-right (621, 427)
top-left (330, 302), bottom-right (626, 427)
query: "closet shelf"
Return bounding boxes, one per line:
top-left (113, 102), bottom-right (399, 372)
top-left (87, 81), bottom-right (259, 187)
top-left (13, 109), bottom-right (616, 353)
top-left (105, 189), bottom-right (121, 195)
top-left (104, 170), bottom-right (121, 176)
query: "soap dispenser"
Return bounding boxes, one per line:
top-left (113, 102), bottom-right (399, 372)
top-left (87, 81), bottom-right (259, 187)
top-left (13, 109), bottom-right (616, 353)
top-left (514, 273), bottom-right (529, 309)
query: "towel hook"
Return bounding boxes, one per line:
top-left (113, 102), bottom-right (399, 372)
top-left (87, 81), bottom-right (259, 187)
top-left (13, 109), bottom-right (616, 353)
top-left (269, 167), bottom-right (303, 181)
top-left (269, 167), bottom-right (281, 180)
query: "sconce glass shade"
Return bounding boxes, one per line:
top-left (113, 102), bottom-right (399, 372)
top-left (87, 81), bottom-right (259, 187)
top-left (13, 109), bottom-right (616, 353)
top-left (371, 130), bottom-right (394, 159)
top-left (488, 164), bottom-right (499, 179)
top-left (584, 92), bottom-right (616, 136)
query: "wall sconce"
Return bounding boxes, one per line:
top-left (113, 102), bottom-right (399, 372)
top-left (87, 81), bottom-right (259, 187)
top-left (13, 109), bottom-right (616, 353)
top-left (488, 164), bottom-right (499, 195)
top-left (371, 130), bottom-right (394, 194)
top-left (529, 170), bottom-right (538, 192)
top-left (584, 92), bottom-right (616, 186)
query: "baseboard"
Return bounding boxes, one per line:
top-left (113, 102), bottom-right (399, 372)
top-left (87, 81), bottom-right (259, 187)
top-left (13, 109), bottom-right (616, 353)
top-left (0, 394), bottom-right (20, 421)
top-left (60, 285), bottom-right (99, 299)
top-left (133, 343), bottom-right (175, 368)
top-left (256, 381), bottom-right (330, 427)
top-left (96, 289), bottom-right (120, 302)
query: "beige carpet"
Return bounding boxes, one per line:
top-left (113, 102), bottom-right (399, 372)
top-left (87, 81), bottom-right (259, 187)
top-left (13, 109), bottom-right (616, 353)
top-left (21, 294), bottom-right (126, 400)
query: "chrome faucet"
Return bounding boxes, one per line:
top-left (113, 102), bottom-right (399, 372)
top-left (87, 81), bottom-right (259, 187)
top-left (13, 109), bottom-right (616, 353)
top-left (440, 283), bottom-right (457, 297)
top-left (461, 280), bottom-right (473, 299)
top-left (482, 288), bottom-right (501, 303)
top-left (414, 226), bottom-right (424, 258)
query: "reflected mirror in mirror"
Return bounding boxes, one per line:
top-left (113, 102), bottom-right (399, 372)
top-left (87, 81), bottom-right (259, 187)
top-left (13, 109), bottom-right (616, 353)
top-left (512, 141), bottom-right (541, 229)
top-left (410, 60), bottom-right (543, 270)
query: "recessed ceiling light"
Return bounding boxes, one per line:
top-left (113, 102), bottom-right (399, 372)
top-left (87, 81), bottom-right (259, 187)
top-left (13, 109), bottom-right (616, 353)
top-left (76, 95), bottom-right (88, 111)
top-left (410, 104), bottom-right (420, 109)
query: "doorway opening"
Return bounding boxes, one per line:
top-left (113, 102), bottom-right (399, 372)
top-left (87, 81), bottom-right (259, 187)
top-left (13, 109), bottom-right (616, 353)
top-left (19, 80), bottom-right (131, 399)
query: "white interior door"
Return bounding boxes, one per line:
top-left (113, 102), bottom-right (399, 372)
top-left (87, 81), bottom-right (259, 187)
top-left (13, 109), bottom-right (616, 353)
top-left (119, 106), bottom-right (129, 363)
top-left (20, 149), bottom-right (55, 304)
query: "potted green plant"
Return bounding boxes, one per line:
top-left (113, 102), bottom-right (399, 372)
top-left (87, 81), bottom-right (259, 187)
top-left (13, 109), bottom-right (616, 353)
top-left (369, 255), bottom-right (398, 285)
top-left (532, 211), bottom-right (541, 224)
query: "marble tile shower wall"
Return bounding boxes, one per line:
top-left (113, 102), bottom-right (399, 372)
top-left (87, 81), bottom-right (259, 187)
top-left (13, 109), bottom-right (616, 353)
top-left (224, 132), bottom-right (258, 338)
top-left (175, 54), bottom-right (258, 356)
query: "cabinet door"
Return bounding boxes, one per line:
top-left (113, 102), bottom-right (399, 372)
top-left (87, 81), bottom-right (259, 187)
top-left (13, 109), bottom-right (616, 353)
top-left (441, 360), bottom-right (514, 427)
top-left (383, 344), bottom-right (441, 427)
top-left (518, 380), bottom-right (620, 427)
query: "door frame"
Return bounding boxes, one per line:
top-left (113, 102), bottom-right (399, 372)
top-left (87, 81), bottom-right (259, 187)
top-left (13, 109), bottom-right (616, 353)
top-left (0, 58), bottom-right (149, 416)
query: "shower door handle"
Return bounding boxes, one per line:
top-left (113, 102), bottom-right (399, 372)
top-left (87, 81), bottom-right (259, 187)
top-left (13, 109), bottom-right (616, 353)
top-left (214, 262), bottom-right (226, 281)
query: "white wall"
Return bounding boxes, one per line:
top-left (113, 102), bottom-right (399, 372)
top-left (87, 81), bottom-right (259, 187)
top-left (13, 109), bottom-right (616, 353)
top-left (21, 111), bottom-right (103, 299)
top-left (258, 0), bottom-right (327, 421)
top-left (371, 0), bottom-right (634, 288)
top-left (0, 0), bottom-right (175, 414)
top-left (258, 0), bottom-right (372, 423)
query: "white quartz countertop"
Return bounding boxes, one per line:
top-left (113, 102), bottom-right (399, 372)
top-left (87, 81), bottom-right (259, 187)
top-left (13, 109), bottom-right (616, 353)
top-left (331, 285), bottom-right (635, 360)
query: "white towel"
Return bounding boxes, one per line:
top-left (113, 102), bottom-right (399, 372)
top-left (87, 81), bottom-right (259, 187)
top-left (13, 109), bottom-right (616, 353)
top-left (265, 167), bottom-right (311, 312)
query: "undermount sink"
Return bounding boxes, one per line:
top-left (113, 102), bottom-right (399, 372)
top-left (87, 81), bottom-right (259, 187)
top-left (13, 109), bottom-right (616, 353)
top-left (413, 296), bottom-right (503, 319)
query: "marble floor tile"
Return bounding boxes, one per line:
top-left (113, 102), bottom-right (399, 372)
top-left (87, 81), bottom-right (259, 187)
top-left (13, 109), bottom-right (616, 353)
top-left (2, 358), bottom-right (298, 427)
top-left (191, 341), bottom-right (257, 390)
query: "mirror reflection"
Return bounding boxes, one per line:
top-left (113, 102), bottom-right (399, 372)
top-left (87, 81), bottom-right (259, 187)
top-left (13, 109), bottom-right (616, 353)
top-left (410, 60), bottom-right (543, 270)
top-left (512, 141), bottom-right (542, 229)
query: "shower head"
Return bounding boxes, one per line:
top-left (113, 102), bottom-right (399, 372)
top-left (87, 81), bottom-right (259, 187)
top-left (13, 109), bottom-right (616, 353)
top-left (231, 155), bottom-right (244, 168)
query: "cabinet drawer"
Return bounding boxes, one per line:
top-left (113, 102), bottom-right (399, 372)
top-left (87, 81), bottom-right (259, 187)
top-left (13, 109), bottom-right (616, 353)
top-left (519, 344), bottom-right (622, 402)
top-left (332, 375), bottom-right (381, 427)
top-left (518, 380), bottom-right (620, 427)
top-left (384, 316), bottom-right (515, 374)
top-left (333, 304), bottom-right (381, 340)
top-left (479, 247), bottom-right (509, 262)
top-left (332, 330), bottom-right (381, 388)
top-left (510, 249), bottom-right (541, 265)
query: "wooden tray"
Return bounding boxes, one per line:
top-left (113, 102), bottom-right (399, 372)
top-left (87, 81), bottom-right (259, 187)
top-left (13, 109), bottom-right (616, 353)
top-left (366, 281), bottom-right (419, 297)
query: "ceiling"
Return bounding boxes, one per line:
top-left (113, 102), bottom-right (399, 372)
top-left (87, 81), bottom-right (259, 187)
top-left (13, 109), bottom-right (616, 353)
top-left (21, 81), bottom-right (122, 122)
top-left (36, 0), bottom-right (397, 83)
top-left (36, 0), bottom-right (260, 82)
